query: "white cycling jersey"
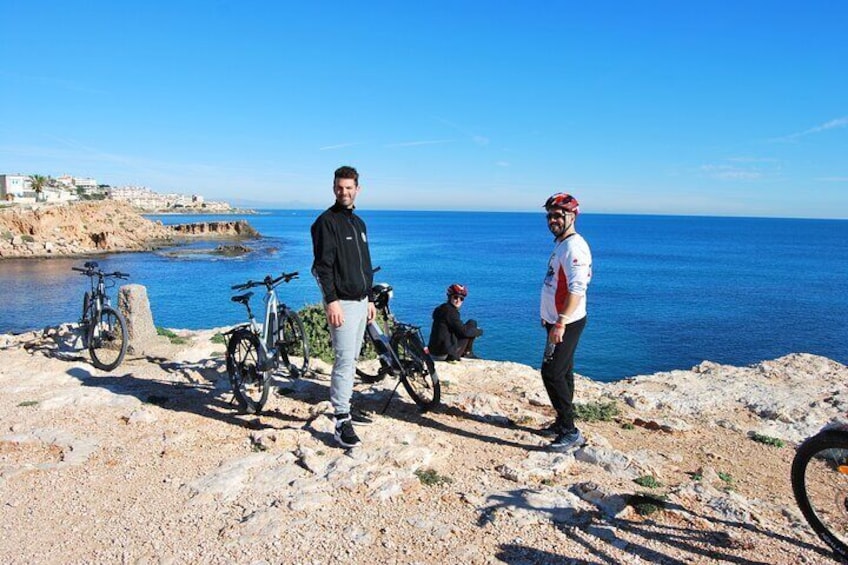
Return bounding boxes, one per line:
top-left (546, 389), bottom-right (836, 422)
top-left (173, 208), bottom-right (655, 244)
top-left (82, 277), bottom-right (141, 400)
top-left (540, 232), bottom-right (592, 325)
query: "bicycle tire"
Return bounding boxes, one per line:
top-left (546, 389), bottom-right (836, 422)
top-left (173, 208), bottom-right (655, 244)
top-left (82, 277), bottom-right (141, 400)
top-left (226, 329), bottom-right (270, 414)
top-left (81, 291), bottom-right (91, 323)
top-left (356, 337), bottom-right (386, 383)
top-left (278, 311), bottom-right (310, 378)
top-left (392, 331), bottom-right (440, 410)
top-left (88, 306), bottom-right (128, 371)
top-left (791, 429), bottom-right (848, 561)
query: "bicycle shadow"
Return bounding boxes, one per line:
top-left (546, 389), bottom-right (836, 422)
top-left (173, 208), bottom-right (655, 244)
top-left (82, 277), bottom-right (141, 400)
top-left (481, 487), bottom-right (834, 564)
top-left (68, 358), bottom-right (284, 431)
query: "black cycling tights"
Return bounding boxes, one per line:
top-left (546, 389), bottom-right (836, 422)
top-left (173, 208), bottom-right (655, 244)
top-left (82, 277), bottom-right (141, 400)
top-left (540, 316), bottom-right (587, 431)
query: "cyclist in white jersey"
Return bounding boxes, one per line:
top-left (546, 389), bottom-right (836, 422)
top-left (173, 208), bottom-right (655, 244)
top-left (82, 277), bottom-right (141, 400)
top-left (539, 192), bottom-right (592, 452)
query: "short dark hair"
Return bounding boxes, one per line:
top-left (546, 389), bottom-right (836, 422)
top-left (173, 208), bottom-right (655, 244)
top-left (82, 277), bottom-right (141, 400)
top-left (334, 165), bottom-right (359, 186)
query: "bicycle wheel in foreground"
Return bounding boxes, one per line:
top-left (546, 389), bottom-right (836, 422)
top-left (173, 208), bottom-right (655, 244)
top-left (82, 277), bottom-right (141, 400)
top-left (226, 330), bottom-right (270, 414)
top-left (88, 307), bottom-right (128, 371)
top-left (392, 332), bottom-right (440, 410)
top-left (791, 429), bottom-right (848, 561)
top-left (356, 337), bottom-right (386, 383)
top-left (278, 311), bottom-right (310, 378)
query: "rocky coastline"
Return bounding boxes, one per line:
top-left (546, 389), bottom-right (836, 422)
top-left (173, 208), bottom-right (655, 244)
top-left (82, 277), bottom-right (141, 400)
top-left (0, 319), bottom-right (844, 563)
top-left (0, 201), bottom-right (259, 259)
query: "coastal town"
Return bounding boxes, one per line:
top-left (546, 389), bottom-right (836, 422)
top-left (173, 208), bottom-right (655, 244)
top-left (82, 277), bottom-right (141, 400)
top-left (0, 171), bottom-right (236, 213)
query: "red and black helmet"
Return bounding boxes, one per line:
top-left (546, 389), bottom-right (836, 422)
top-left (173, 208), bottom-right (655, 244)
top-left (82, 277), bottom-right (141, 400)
top-left (446, 283), bottom-right (468, 298)
top-left (544, 193), bottom-right (580, 215)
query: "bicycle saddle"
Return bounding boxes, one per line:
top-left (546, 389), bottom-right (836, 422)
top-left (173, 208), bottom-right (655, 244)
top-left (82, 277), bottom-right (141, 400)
top-left (231, 292), bottom-right (253, 304)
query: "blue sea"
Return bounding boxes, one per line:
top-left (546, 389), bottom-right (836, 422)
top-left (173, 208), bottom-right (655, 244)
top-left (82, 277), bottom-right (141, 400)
top-left (2, 210), bottom-right (846, 382)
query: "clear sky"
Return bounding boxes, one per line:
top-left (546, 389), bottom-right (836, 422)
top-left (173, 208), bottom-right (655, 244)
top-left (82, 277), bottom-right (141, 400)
top-left (1, 1), bottom-right (846, 218)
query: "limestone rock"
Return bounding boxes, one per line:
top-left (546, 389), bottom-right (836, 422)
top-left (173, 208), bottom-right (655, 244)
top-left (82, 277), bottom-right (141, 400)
top-left (118, 284), bottom-right (159, 354)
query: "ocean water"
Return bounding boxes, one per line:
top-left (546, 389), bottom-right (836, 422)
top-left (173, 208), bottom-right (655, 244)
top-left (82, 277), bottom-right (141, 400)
top-left (2, 210), bottom-right (846, 382)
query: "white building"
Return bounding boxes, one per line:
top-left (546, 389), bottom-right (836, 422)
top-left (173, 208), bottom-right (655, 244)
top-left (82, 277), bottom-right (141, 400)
top-left (0, 174), bottom-right (27, 201)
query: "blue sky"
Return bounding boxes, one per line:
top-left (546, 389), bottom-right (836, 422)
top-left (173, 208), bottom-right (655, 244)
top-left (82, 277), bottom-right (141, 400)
top-left (1, 1), bottom-right (846, 218)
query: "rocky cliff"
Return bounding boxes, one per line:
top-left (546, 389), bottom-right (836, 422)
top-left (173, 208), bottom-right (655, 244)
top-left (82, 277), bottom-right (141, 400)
top-left (0, 201), bottom-right (259, 258)
top-left (0, 322), bottom-right (844, 563)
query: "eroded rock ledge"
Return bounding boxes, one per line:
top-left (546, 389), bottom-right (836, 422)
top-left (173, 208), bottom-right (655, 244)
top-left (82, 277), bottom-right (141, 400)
top-left (0, 201), bottom-right (259, 258)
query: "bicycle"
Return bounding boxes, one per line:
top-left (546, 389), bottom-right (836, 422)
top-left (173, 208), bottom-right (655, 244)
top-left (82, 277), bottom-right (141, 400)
top-left (791, 425), bottom-right (848, 561)
top-left (72, 261), bottom-right (130, 372)
top-left (355, 275), bottom-right (440, 411)
top-left (225, 271), bottom-right (310, 414)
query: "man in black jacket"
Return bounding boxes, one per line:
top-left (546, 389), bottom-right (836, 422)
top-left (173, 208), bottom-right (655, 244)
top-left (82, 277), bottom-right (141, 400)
top-left (311, 165), bottom-right (375, 448)
top-left (428, 283), bottom-right (483, 361)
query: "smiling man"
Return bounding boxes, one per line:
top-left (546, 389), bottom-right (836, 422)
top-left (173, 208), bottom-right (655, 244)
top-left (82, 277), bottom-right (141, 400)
top-left (539, 192), bottom-right (593, 452)
top-left (311, 165), bottom-right (376, 448)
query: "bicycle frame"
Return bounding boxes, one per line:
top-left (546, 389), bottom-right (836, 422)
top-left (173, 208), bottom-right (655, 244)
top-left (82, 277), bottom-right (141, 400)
top-left (229, 272), bottom-right (299, 372)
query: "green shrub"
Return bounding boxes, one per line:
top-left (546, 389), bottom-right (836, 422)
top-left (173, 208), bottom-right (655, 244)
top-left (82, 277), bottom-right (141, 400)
top-left (298, 303), bottom-right (335, 363)
top-left (18, 400), bottom-right (38, 407)
top-left (629, 492), bottom-right (668, 516)
top-left (634, 475), bottom-right (663, 489)
top-left (574, 400), bottom-right (620, 422)
top-left (750, 432), bottom-right (785, 448)
top-left (415, 468), bottom-right (453, 486)
top-left (157, 326), bottom-right (189, 345)
top-left (211, 333), bottom-right (226, 345)
top-left (1, 230), bottom-right (12, 241)
top-left (297, 303), bottom-right (384, 364)
top-left (21, 234), bottom-right (34, 243)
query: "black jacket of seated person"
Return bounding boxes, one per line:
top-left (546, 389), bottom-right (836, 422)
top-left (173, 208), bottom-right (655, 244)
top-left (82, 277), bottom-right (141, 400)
top-left (428, 302), bottom-right (483, 361)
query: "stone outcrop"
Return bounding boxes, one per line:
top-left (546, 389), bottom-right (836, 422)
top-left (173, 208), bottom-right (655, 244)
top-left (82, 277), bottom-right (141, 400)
top-left (170, 220), bottom-right (258, 238)
top-left (0, 201), bottom-right (174, 258)
top-left (117, 284), bottom-right (162, 355)
top-left (0, 202), bottom-right (260, 259)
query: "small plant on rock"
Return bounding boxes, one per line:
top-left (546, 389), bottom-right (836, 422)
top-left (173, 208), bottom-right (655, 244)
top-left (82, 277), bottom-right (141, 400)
top-left (634, 475), bottom-right (663, 489)
top-left (750, 432), bottom-right (785, 448)
top-left (415, 468), bottom-right (453, 486)
top-left (574, 400), bottom-right (620, 422)
top-left (157, 326), bottom-right (189, 345)
top-left (629, 492), bottom-right (668, 516)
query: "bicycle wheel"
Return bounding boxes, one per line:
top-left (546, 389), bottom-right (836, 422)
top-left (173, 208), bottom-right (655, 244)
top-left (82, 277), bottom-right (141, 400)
top-left (356, 337), bottom-right (386, 383)
top-left (791, 429), bottom-right (848, 560)
top-left (392, 332), bottom-right (440, 410)
top-left (226, 329), bottom-right (270, 414)
top-left (88, 306), bottom-right (128, 371)
top-left (81, 291), bottom-right (91, 322)
top-left (278, 311), bottom-right (310, 378)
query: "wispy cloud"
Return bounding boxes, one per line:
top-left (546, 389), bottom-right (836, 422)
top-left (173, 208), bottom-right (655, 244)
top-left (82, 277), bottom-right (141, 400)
top-left (384, 139), bottom-right (453, 148)
top-left (771, 116), bottom-right (848, 142)
top-left (700, 163), bottom-right (765, 181)
top-left (436, 117), bottom-right (489, 146)
top-left (318, 142), bottom-right (361, 151)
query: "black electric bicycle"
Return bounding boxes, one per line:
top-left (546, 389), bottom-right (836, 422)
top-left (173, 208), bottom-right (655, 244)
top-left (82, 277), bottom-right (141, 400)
top-left (355, 276), bottom-right (440, 411)
top-left (72, 261), bottom-right (130, 371)
top-left (792, 426), bottom-right (848, 561)
top-left (225, 272), bottom-right (310, 414)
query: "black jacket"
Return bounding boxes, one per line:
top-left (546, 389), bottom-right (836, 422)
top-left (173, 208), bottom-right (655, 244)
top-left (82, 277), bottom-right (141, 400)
top-left (311, 204), bottom-right (374, 303)
top-left (428, 302), bottom-right (480, 356)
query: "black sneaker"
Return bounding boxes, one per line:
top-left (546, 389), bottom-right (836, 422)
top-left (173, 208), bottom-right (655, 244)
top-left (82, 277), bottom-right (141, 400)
top-left (549, 428), bottom-right (585, 452)
top-left (351, 406), bottom-right (374, 426)
top-left (334, 415), bottom-right (361, 448)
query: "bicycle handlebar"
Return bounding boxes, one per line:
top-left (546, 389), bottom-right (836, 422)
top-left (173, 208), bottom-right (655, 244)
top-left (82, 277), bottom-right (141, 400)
top-left (72, 266), bottom-right (130, 279)
top-left (231, 271), bottom-right (299, 291)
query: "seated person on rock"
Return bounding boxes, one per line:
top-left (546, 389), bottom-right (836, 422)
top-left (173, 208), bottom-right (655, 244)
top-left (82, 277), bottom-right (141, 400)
top-left (428, 283), bottom-right (483, 361)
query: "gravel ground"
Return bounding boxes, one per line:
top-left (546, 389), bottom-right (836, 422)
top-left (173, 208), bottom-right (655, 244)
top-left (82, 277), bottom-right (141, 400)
top-left (0, 327), bottom-right (843, 564)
